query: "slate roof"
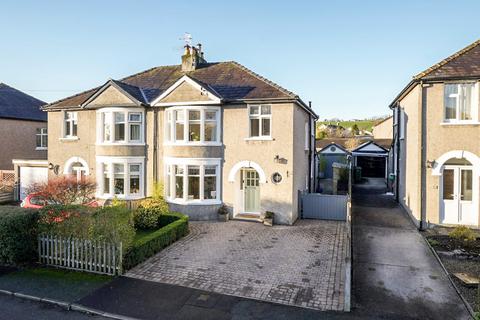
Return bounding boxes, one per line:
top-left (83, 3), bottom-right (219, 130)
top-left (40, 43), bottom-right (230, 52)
top-left (415, 39), bottom-right (480, 80)
top-left (43, 61), bottom-right (314, 115)
top-left (110, 80), bottom-right (147, 104)
top-left (0, 83), bottom-right (46, 121)
top-left (316, 138), bottom-right (392, 152)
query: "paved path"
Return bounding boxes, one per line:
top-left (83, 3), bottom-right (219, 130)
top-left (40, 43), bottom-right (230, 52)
top-left (351, 179), bottom-right (472, 320)
top-left (0, 294), bottom-right (101, 320)
top-left (127, 220), bottom-right (347, 311)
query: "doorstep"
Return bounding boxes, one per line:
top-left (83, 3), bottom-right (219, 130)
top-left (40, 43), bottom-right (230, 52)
top-left (232, 213), bottom-right (263, 223)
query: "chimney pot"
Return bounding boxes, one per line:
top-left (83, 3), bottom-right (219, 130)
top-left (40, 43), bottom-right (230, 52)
top-left (181, 42), bottom-right (207, 72)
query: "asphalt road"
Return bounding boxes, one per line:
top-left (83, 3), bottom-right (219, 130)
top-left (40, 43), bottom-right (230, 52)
top-left (0, 294), bottom-right (102, 320)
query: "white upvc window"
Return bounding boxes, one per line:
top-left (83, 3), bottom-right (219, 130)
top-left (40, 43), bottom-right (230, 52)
top-left (96, 156), bottom-right (145, 199)
top-left (36, 128), bottom-right (48, 150)
top-left (164, 157), bottom-right (221, 204)
top-left (97, 108), bottom-right (145, 144)
top-left (64, 111), bottom-right (78, 138)
top-left (248, 105), bottom-right (271, 138)
top-left (444, 82), bottom-right (478, 123)
top-left (164, 106), bottom-right (220, 145)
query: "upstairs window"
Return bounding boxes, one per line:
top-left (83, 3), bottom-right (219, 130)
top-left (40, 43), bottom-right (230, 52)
top-left (97, 109), bottom-right (145, 144)
top-left (444, 83), bottom-right (476, 122)
top-left (249, 105), bottom-right (271, 138)
top-left (64, 112), bottom-right (78, 138)
top-left (36, 128), bottom-right (48, 149)
top-left (165, 107), bottom-right (220, 144)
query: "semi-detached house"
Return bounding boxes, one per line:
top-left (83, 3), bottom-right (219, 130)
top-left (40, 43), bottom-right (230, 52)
top-left (391, 39), bottom-right (480, 229)
top-left (38, 46), bottom-right (318, 224)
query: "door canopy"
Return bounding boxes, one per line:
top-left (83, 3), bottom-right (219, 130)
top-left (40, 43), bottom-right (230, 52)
top-left (228, 161), bottom-right (267, 183)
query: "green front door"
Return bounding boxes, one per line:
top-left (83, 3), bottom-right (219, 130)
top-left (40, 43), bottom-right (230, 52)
top-left (243, 169), bottom-right (260, 212)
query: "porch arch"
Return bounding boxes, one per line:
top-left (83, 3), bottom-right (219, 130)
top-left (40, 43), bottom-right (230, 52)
top-left (63, 157), bottom-right (90, 175)
top-left (228, 160), bottom-right (267, 183)
top-left (432, 150), bottom-right (480, 176)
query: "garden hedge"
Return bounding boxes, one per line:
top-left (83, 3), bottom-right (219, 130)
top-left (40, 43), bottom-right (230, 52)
top-left (0, 206), bottom-right (39, 265)
top-left (123, 212), bottom-right (189, 270)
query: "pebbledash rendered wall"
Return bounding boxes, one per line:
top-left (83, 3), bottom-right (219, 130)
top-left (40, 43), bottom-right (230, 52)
top-left (397, 82), bottom-right (480, 227)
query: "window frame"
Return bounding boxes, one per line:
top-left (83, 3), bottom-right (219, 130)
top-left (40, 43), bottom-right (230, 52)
top-left (247, 104), bottom-right (272, 140)
top-left (36, 127), bottom-right (48, 150)
top-left (443, 82), bottom-right (479, 124)
top-left (164, 106), bottom-right (221, 146)
top-left (96, 156), bottom-right (145, 200)
top-left (63, 111), bottom-right (78, 139)
top-left (164, 157), bottom-right (221, 205)
top-left (96, 108), bottom-right (145, 145)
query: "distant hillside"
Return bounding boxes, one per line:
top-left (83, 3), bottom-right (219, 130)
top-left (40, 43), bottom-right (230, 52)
top-left (317, 120), bottom-right (375, 132)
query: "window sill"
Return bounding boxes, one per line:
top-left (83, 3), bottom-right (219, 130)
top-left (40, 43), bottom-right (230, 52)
top-left (167, 199), bottom-right (221, 206)
top-left (440, 122), bottom-right (480, 126)
top-left (60, 137), bottom-right (79, 141)
top-left (35, 147), bottom-right (48, 151)
top-left (244, 137), bottom-right (274, 141)
top-left (163, 142), bottom-right (222, 147)
top-left (96, 142), bottom-right (146, 146)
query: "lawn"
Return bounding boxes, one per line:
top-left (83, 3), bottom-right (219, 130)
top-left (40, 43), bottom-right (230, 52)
top-left (0, 267), bottom-right (112, 302)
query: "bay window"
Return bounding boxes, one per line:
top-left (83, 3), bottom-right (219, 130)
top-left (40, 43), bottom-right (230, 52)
top-left (165, 107), bottom-right (220, 144)
top-left (113, 164), bottom-right (125, 195)
top-left (165, 158), bottom-right (221, 204)
top-left (97, 108), bottom-right (145, 144)
top-left (249, 105), bottom-right (271, 138)
top-left (444, 83), bottom-right (477, 122)
top-left (64, 111), bottom-right (78, 138)
top-left (96, 157), bottom-right (144, 199)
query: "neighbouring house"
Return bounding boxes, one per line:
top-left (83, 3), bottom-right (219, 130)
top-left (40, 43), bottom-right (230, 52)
top-left (372, 116), bottom-right (393, 139)
top-left (0, 83), bottom-right (47, 170)
top-left (390, 39), bottom-right (480, 229)
top-left (37, 45), bottom-right (318, 224)
top-left (0, 83), bottom-right (48, 199)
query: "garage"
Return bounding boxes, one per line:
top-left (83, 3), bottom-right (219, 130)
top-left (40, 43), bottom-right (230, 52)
top-left (352, 142), bottom-right (389, 179)
top-left (13, 160), bottom-right (49, 200)
top-left (356, 156), bottom-right (386, 178)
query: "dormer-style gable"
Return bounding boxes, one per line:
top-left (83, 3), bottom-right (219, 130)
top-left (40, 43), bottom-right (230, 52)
top-left (151, 75), bottom-right (222, 106)
top-left (82, 79), bottom-right (147, 108)
top-left (352, 141), bottom-right (388, 154)
top-left (318, 143), bottom-right (349, 155)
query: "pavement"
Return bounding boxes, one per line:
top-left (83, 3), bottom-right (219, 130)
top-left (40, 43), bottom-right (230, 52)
top-left (0, 294), bottom-right (102, 320)
top-left (351, 178), bottom-right (472, 320)
top-left (126, 219), bottom-right (347, 311)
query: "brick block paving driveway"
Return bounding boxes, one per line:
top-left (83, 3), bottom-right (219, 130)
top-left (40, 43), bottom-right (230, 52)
top-left (127, 219), bottom-right (347, 311)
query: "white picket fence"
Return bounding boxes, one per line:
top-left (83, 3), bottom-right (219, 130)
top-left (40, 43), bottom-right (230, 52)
top-left (38, 235), bottom-right (123, 275)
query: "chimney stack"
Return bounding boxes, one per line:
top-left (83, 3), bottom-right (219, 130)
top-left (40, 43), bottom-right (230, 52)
top-left (181, 43), bottom-right (207, 72)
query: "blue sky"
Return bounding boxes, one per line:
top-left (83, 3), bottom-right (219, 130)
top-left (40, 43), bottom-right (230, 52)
top-left (1, 1), bottom-right (479, 119)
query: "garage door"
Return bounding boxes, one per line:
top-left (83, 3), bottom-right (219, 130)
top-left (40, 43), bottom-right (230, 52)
top-left (19, 167), bottom-right (48, 200)
top-left (357, 156), bottom-right (386, 178)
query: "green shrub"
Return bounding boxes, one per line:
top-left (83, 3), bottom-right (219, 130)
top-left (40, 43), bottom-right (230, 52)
top-left (38, 205), bottom-right (135, 251)
top-left (38, 205), bottom-right (94, 239)
top-left (124, 212), bottom-right (188, 270)
top-left (134, 196), bottom-right (169, 229)
top-left (449, 226), bottom-right (477, 244)
top-left (92, 206), bottom-right (135, 251)
top-left (0, 206), bottom-right (39, 265)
